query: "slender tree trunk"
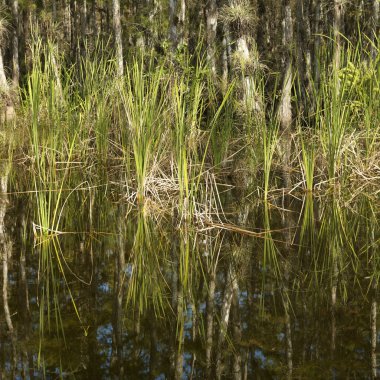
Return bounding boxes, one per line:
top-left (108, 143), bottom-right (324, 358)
top-left (169, 0), bottom-right (177, 48)
top-left (280, 0), bottom-right (293, 129)
top-left (64, 0), bottom-right (72, 45)
top-left (171, 263), bottom-right (184, 380)
top-left (215, 262), bottom-right (238, 379)
top-left (174, 242), bottom-right (185, 380)
top-left (112, 0), bottom-right (124, 76)
top-left (331, 238), bottom-right (338, 376)
top-left (70, 0), bottom-right (79, 64)
top-left (232, 285), bottom-right (242, 380)
top-left (80, 0), bottom-right (87, 57)
top-left (0, 48), bottom-right (8, 93)
top-left (333, 0), bottom-right (344, 74)
top-left (91, 0), bottom-right (98, 40)
top-left (178, 0), bottom-right (186, 46)
top-left (82, 1), bottom-right (87, 34)
top-left (371, 295), bottom-right (377, 379)
top-left (206, 0), bottom-right (218, 76)
top-left (205, 273), bottom-right (216, 377)
top-left (224, 0), bottom-right (261, 118)
top-left (2, 237), bottom-right (16, 375)
top-left (174, 301), bottom-right (184, 380)
top-left (371, 0), bottom-right (379, 59)
top-left (18, 210), bottom-right (30, 317)
top-left (312, 0), bottom-right (322, 90)
top-left (111, 209), bottom-right (126, 377)
top-left (221, 26), bottom-right (231, 93)
top-left (279, 0), bottom-right (293, 190)
top-left (170, 227), bottom-right (184, 380)
top-left (0, 167), bottom-right (9, 236)
top-left (296, 0), bottom-right (312, 115)
top-left (236, 34), bottom-right (254, 110)
top-left (1, 167), bottom-right (16, 374)
top-left (281, 195), bottom-right (295, 380)
top-left (370, 217), bottom-right (378, 380)
top-left (17, 207), bottom-right (31, 379)
top-left (11, 0), bottom-right (19, 87)
top-left (148, 0), bottom-right (160, 43)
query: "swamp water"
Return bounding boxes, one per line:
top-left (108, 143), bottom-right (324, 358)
top-left (0, 180), bottom-right (378, 379)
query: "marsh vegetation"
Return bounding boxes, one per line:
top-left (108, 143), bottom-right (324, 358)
top-left (0, 0), bottom-right (379, 378)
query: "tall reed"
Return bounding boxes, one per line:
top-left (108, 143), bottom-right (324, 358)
top-left (170, 56), bottom-right (205, 218)
top-left (118, 53), bottom-right (168, 203)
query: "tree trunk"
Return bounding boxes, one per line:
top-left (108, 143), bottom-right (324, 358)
top-left (169, 0), bottom-right (177, 48)
top-left (170, 227), bottom-right (184, 380)
top-left (0, 47), bottom-right (9, 93)
top-left (370, 216), bottom-right (378, 380)
top-left (371, 295), bottom-right (377, 379)
top-left (215, 263), bottom-right (238, 379)
top-left (178, 0), bottom-right (186, 46)
top-left (64, 0), bottom-right (71, 45)
top-left (148, 0), bottom-right (160, 43)
top-left (80, 0), bottom-right (87, 57)
top-left (205, 273), bottom-right (216, 378)
top-left (82, 1), bottom-right (87, 34)
top-left (312, 0), bottom-right (322, 90)
top-left (111, 209), bottom-right (126, 377)
top-left (18, 208), bottom-right (30, 318)
top-left (280, 0), bottom-right (293, 131)
top-left (296, 0), bottom-right (312, 115)
top-left (70, 0), bottom-right (79, 64)
top-left (331, 238), bottom-right (338, 374)
top-left (221, 26), bottom-right (231, 93)
top-left (223, 0), bottom-right (260, 117)
top-left (11, 0), bottom-right (19, 87)
top-left (112, 0), bottom-right (124, 76)
top-left (371, 0), bottom-right (379, 59)
top-left (333, 0), bottom-right (344, 74)
top-left (279, 0), bottom-right (293, 190)
top-left (232, 285), bottom-right (242, 380)
top-left (281, 194), bottom-right (295, 380)
top-left (206, 0), bottom-right (218, 76)
top-left (90, 0), bottom-right (98, 40)
top-left (1, 166), bottom-right (17, 374)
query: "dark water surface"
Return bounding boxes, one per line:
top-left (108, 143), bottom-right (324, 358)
top-left (0, 188), bottom-right (379, 379)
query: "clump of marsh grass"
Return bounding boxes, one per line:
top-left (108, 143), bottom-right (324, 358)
top-left (118, 53), bottom-right (168, 204)
top-left (24, 35), bottom-right (78, 240)
top-left (77, 39), bottom-right (116, 163)
top-left (170, 65), bottom-right (204, 219)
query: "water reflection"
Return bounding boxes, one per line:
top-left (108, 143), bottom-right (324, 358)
top-left (0, 185), bottom-right (378, 379)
